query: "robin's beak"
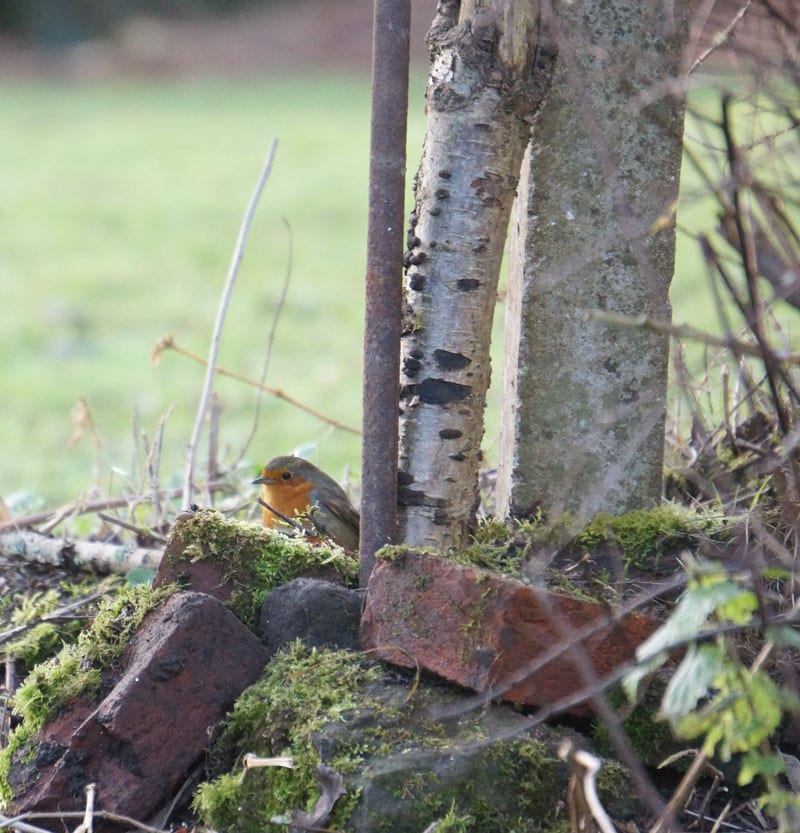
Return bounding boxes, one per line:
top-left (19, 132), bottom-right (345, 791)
top-left (252, 475), bottom-right (268, 485)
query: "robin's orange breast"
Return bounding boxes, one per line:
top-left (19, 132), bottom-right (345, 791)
top-left (253, 455), bottom-right (360, 552)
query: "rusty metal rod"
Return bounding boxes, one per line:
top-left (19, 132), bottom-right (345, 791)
top-left (360, 0), bottom-right (411, 584)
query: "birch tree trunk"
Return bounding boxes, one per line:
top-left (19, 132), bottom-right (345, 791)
top-left (398, 0), bottom-right (554, 550)
top-left (496, 0), bottom-right (691, 532)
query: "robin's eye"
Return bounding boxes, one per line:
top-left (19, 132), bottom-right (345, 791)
top-left (281, 471), bottom-right (292, 481)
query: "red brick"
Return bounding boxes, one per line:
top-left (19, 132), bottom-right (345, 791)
top-left (360, 551), bottom-right (659, 714)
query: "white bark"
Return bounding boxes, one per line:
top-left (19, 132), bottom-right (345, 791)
top-left (398, 0), bottom-right (554, 549)
top-left (496, 0), bottom-right (691, 530)
top-left (0, 529), bottom-right (162, 575)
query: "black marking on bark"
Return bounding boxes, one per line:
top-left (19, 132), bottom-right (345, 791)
top-left (409, 274), bottom-right (426, 291)
top-left (429, 206), bottom-right (442, 216)
top-left (407, 252), bottom-right (428, 266)
top-left (398, 470), bottom-right (414, 486)
top-left (398, 487), bottom-right (447, 509)
top-left (448, 452), bottom-right (466, 461)
top-left (434, 349), bottom-right (471, 370)
top-left (418, 378), bottom-right (472, 404)
top-left (438, 169), bottom-right (452, 179)
top-left (439, 428), bottom-right (463, 439)
top-left (403, 357), bottom-right (422, 376)
top-left (410, 348), bottom-right (424, 359)
top-left (433, 508), bottom-right (449, 525)
top-left (457, 278), bottom-right (480, 291)
top-left (435, 188), bottom-right (450, 200)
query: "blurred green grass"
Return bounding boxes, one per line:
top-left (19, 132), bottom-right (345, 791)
top-left (1, 73), bottom-right (795, 508)
top-left (1, 74), bottom-right (414, 506)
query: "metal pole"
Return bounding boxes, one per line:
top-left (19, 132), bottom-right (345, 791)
top-left (360, 0), bottom-right (411, 585)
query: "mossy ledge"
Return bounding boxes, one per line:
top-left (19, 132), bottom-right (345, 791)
top-left (193, 642), bottom-right (639, 833)
top-left (167, 509), bottom-right (358, 627)
top-left (380, 504), bottom-right (722, 588)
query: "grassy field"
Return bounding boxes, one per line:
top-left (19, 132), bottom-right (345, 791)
top-left (0, 72), bottom-right (795, 509)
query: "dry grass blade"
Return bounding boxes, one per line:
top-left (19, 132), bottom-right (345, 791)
top-left (182, 139), bottom-right (279, 510)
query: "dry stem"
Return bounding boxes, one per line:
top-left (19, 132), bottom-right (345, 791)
top-left (182, 140), bottom-right (278, 510)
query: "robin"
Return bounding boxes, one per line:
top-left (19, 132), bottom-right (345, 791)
top-left (252, 455), bottom-right (360, 552)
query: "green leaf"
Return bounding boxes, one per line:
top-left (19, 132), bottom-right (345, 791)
top-left (738, 750), bottom-right (785, 786)
top-left (125, 568), bottom-right (156, 587)
top-left (716, 589), bottom-right (757, 625)
top-left (623, 580), bottom-right (735, 700)
top-left (660, 643), bottom-right (725, 722)
top-left (766, 624), bottom-right (800, 648)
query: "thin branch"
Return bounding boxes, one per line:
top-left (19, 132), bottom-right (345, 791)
top-left (0, 530), bottom-right (162, 576)
top-left (0, 811), bottom-right (168, 833)
top-left (581, 308), bottom-right (800, 364)
top-left (0, 589), bottom-right (108, 648)
top-left (0, 481), bottom-right (227, 533)
top-left (235, 218), bottom-right (294, 468)
top-left (95, 512), bottom-right (168, 544)
top-left (148, 405), bottom-right (173, 527)
top-left (256, 496), bottom-right (303, 531)
top-left (153, 335), bottom-right (360, 435)
top-left (182, 140), bottom-right (279, 510)
top-left (690, 1), bottom-right (752, 74)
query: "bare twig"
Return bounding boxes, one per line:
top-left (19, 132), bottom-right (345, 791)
top-left (95, 513), bottom-right (167, 544)
top-left (235, 218), bottom-right (294, 469)
top-left (581, 308), bottom-right (800, 364)
top-left (0, 590), bottom-right (108, 648)
top-left (154, 335), bottom-right (360, 436)
top-left (148, 406), bottom-right (173, 527)
top-left (690, 1), bottom-right (752, 73)
top-left (241, 753), bottom-right (295, 771)
top-left (255, 496), bottom-right (303, 532)
top-left (0, 482), bottom-right (227, 533)
top-left (0, 811), bottom-right (168, 833)
top-left (71, 783), bottom-right (95, 833)
top-left (208, 393), bottom-right (222, 486)
top-left (559, 742), bottom-right (616, 833)
top-left (182, 140), bottom-right (279, 510)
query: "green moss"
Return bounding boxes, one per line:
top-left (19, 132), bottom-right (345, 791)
top-left (0, 583), bottom-right (176, 810)
top-left (456, 516), bottom-right (547, 576)
top-left (359, 736), bottom-right (562, 833)
top-left (193, 642), bottom-right (383, 833)
top-left (575, 503), bottom-right (714, 570)
top-left (594, 759), bottom-right (642, 818)
top-left (10, 583), bottom-right (175, 731)
top-left (546, 569), bottom-right (609, 603)
top-left (193, 644), bottom-right (575, 833)
top-left (2, 589), bottom-right (66, 671)
top-left (592, 683), bottom-right (679, 768)
top-left (1, 577), bottom-right (115, 673)
top-left (0, 721), bottom-right (36, 807)
top-left (172, 510), bottom-right (358, 627)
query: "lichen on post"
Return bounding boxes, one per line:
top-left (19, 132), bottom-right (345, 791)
top-left (496, 1), bottom-right (691, 535)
